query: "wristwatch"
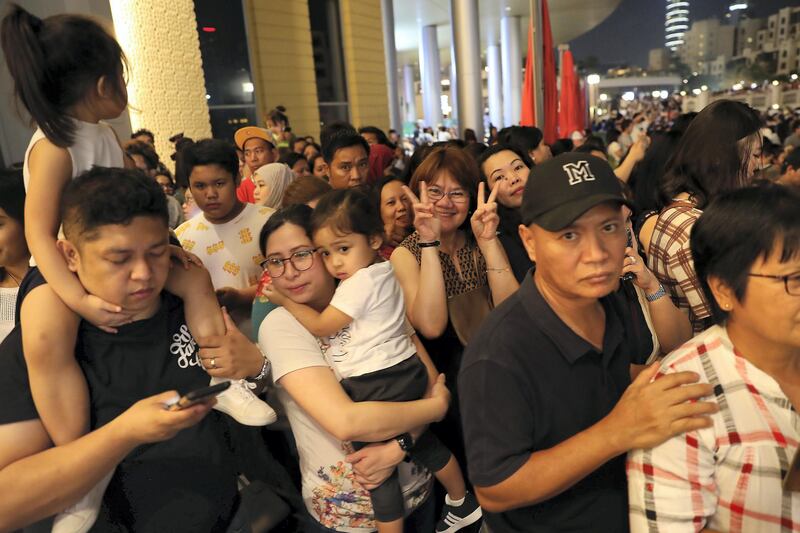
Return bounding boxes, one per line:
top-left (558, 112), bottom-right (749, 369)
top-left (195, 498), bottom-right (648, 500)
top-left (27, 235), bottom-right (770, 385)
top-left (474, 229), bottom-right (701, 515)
top-left (395, 433), bottom-right (414, 455)
top-left (645, 283), bottom-right (667, 302)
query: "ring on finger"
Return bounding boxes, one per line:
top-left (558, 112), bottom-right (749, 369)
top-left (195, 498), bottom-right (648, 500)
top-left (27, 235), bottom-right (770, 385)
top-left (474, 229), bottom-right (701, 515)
top-left (210, 357), bottom-right (217, 369)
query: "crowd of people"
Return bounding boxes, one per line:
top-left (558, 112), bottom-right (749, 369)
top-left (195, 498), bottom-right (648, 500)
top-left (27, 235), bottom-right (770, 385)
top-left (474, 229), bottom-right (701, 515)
top-left (1, 4), bottom-right (800, 533)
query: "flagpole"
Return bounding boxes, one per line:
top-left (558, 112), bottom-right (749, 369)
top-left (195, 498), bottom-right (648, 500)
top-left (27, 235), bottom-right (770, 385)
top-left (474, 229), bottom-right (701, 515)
top-left (530, 0), bottom-right (544, 126)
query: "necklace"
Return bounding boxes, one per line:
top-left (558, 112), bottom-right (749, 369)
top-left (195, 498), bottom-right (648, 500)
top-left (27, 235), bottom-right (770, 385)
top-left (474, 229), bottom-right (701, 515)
top-left (4, 269), bottom-right (22, 287)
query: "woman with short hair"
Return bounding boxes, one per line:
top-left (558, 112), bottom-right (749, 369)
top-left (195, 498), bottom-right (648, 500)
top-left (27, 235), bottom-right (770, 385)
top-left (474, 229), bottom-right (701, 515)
top-left (628, 182), bottom-right (800, 532)
top-left (391, 146), bottom-right (518, 466)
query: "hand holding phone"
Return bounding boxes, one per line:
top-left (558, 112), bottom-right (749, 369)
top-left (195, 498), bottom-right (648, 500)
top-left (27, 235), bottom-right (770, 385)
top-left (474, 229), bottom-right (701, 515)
top-left (163, 381), bottom-right (230, 411)
top-left (622, 228), bottom-right (636, 282)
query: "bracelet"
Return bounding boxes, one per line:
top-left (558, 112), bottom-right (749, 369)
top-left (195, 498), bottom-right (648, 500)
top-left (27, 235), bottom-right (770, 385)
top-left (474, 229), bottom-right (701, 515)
top-left (418, 240), bottom-right (440, 248)
top-left (247, 346), bottom-right (270, 383)
top-left (645, 283), bottom-right (667, 302)
top-left (486, 266), bottom-right (510, 273)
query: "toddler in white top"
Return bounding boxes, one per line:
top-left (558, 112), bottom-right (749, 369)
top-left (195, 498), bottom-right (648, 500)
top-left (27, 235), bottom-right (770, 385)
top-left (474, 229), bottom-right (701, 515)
top-left (265, 188), bottom-right (481, 533)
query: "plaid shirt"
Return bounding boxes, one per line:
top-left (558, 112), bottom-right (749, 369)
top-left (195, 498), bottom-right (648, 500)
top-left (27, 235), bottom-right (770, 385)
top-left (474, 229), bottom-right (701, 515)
top-left (628, 325), bottom-right (800, 532)
top-left (646, 204), bottom-right (712, 334)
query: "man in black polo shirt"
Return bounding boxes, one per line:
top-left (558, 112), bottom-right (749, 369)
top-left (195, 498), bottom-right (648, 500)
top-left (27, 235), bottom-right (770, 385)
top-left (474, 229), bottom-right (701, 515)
top-left (459, 153), bottom-right (718, 532)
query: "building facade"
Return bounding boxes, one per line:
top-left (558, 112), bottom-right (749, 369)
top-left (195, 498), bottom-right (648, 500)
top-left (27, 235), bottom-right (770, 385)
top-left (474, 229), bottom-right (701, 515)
top-left (665, 0), bottom-right (691, 51)
top-left (679, 18), bottom-right (735, 75)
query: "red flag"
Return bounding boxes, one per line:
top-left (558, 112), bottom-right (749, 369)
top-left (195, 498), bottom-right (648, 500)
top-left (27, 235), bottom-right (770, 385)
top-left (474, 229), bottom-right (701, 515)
top-left (520, 20), bottom-right (535, 126)
top-left (542, 0), bottom-right (558, 144)
top-left (559, 50), bottom-right (582, 138)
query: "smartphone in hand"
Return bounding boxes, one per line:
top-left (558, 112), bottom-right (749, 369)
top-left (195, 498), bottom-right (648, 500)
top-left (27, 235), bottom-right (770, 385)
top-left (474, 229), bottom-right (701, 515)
top-left (164, 381), bottom-right (231, 411)
top-left (622, 227), bottom-right (636, 282)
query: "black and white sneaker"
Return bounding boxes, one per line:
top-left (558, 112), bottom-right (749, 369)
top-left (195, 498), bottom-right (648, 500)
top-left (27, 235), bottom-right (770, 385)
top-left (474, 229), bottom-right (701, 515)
top-left (435, 491), bottom-right (482, 532)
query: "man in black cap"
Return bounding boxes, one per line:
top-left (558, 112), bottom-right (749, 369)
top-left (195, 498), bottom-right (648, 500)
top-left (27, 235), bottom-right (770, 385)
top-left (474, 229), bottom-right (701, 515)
top-left (458, 153), bottom-right (717, 532)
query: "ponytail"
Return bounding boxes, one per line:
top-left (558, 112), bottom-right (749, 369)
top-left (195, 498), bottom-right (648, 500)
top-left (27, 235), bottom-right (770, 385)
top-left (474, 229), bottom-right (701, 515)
top-left (0, 5), bottom-right (58, 141)
top-left (1, 4), bottom-right (126, 148)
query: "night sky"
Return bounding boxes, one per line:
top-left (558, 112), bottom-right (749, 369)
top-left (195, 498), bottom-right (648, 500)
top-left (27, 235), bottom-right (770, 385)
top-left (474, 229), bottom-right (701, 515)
top-left (568, 0), bottom-right (797, 68)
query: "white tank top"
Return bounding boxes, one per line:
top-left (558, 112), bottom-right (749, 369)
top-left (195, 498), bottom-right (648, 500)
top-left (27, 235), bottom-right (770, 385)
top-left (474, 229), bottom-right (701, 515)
top-left (23, 119), bottom-right (125, 265)
top-left (23, 119), bottom-right (124, 189)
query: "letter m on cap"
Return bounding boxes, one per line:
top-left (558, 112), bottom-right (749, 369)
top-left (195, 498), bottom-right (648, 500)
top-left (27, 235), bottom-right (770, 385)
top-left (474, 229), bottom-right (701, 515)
top-left (563, 161), bottom-right (596, 186)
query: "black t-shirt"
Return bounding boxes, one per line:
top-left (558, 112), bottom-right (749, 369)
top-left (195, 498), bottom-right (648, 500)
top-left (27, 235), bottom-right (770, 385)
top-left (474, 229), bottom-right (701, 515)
top-left (458, 272), bottom-right (651, 533)
top-left (0, 292), bottom-right (238, 532)
top-left (0, 325), bottom-right (38, 424)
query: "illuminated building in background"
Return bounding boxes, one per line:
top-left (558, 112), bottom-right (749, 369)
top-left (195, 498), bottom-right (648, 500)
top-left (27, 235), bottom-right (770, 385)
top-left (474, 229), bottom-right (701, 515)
top-left (666, 0), bottom-right (690, 51)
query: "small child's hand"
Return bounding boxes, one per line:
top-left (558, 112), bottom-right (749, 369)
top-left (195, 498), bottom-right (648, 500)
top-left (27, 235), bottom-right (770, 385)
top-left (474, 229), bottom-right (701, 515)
top-left (169, 244), bottom-right (203, 269)
top-left (263, 283), bottom-right (287, 307)
top-left (79, 293), bottom-right (132, 333)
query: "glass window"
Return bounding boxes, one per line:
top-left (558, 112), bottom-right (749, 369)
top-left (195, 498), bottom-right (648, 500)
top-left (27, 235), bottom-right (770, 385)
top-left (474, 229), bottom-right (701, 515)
top-left (193, 0), bottom-right (258, 142)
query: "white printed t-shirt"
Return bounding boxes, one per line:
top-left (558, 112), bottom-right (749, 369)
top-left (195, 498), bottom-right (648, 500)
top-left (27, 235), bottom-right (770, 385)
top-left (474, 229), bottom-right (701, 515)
top-left (323, 262), bottom-right (415, 379)
top-left (260, 307), bottom-right (431, 532)
top-left (175, 203), bottom-right (274, 335)
top-left (175, 203), bottom-right (273, 290)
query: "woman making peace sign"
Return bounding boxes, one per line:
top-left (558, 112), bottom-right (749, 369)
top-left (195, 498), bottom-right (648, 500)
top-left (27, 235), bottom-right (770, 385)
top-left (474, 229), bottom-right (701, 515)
top-left (390, 145), bottom-right (518, 470)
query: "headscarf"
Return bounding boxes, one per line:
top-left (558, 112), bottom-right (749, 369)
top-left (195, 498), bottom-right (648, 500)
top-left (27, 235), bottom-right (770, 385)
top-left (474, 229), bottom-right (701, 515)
top-left (368, 144), bottom-right (395, 185)
top-left (253, 163), bottom-right (295, 208)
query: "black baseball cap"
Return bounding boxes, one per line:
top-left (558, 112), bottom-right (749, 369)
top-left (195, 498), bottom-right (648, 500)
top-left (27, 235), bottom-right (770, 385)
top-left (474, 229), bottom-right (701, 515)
top-left (520, 152), bottom-right (632, 230)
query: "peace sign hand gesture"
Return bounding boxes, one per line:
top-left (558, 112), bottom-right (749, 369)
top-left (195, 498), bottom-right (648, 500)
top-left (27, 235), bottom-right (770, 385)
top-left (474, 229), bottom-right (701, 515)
top-left (471, 181), bottom-right (500, 243)
top-left (402, 181), bottom-right (441, 243)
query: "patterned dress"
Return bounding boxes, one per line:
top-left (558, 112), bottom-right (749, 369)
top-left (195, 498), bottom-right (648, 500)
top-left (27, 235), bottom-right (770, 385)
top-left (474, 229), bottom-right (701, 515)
top-left (399, 231), bottom-right (489, 468)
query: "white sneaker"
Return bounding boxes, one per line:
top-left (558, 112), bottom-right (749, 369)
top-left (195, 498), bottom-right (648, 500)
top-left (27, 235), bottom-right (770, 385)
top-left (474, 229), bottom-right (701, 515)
top-left (52, 469), bottom-right (113, 533)
top-left (212, 377), bottom-right (277, 426)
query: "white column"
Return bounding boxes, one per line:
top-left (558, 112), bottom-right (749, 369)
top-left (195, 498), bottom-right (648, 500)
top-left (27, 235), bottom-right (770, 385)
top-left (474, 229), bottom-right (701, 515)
top-left (381, 0), bottom-right (402, 132)
top-left (451, 0), bottom-right (484, 139)
top-left (403, 64), bottom-right (417, 124)
top-left (419, 24), bottom-right (442, 128)
top-left (501, 15), bottom-right (522, 126)
top-left (487, 42), bottom-right (503, 129)
top-left (450, 58), bottom-right (458, 124)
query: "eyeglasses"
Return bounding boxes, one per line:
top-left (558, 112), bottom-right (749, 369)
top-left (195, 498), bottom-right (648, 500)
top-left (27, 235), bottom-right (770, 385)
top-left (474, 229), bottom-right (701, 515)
top-left (426, 186), bottom-right (469, 204)
top-left (747, 271), bottom-right (800, 296)
top-left (260, 249), bottom-right (316, 278)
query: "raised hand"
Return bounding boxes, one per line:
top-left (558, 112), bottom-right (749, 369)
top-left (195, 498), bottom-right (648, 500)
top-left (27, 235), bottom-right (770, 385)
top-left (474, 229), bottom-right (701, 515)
top-left (470, 181), bottom-right (501, 243)
top-left (402, 181), bottom-right (441, 243)
top-left (627, 136), bottom-right (650, 164)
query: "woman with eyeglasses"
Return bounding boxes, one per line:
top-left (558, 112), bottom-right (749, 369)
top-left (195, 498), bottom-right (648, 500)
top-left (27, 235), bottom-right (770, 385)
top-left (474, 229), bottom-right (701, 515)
top-left (256, 204), bottom-right (450, 532)
top-left (628, 182), bottom-right (800, 532)
top-left (390, 145), bottom-right (518, 470)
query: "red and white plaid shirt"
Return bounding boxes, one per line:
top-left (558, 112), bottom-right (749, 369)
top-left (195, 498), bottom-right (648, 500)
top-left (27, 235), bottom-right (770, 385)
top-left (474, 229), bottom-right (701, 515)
top-left (646, 204), bottom-right (712, 335)
top-left (627, 325), bottom-right (800, 532)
